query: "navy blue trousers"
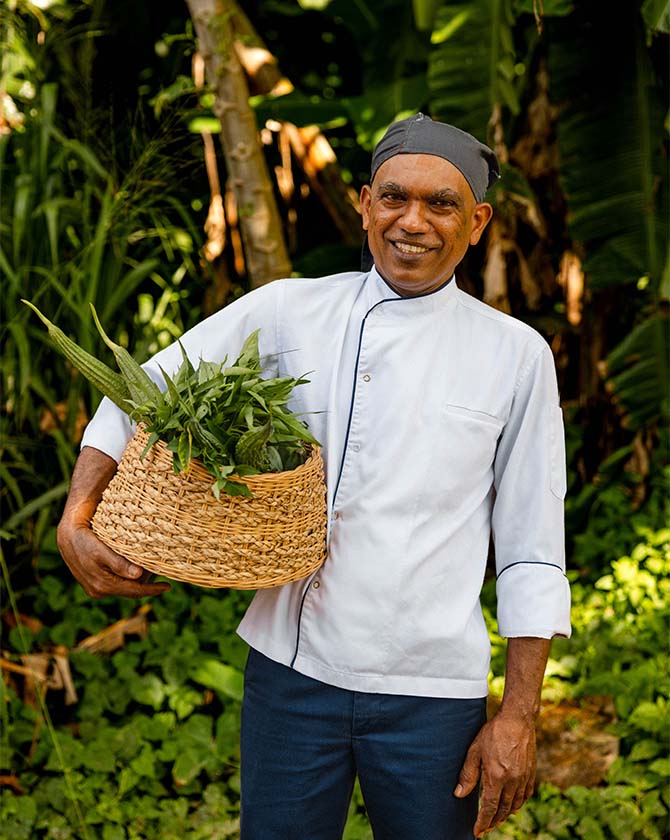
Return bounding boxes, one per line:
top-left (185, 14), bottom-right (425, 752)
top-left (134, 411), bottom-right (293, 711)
top-left (240, 648), bottom-right (486, 839)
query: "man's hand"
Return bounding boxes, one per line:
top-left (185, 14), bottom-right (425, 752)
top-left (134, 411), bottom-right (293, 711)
top-left (454, 636), bottom-right (551, 837)
top-left (454, 709), bottom-right (536, 836)
top-left (57, 445), bottom-right (170, 599)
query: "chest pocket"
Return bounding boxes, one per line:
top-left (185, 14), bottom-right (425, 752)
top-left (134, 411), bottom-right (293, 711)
top-left (419, 404), bottom-right (504, 500)
top-left (444, 403), bottom-right (505, 430)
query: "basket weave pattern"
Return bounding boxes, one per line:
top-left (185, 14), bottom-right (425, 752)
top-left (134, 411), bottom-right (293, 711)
top-left (91, 427), bottom-right (327, 588)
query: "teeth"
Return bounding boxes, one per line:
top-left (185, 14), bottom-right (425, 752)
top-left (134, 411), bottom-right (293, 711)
top-left (394, 242), bottom-right (430, 254)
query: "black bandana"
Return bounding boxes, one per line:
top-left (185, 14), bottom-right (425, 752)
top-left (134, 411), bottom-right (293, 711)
top-left (370, 113), bottom-right (499, 202)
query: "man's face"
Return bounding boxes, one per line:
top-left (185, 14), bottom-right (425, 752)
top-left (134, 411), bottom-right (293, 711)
top-left (360, 153), bottom-right (493, 296)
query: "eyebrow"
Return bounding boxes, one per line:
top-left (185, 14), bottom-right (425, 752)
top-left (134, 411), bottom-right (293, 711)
top-left (376, 181), bottom-right (465, 209)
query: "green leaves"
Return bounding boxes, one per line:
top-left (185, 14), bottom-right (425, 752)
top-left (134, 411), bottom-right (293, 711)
top-left (427, 0), bottom-right (522, 137)
top-left (602, 315), bottom-right (670, 430)
top-left (234, 419), bottom-right (274, 471)
top-left (189, 660), bottom-right (244, 703)
top-left (21, 300), bottom-right (319, 497)
top-left (137, 330), bottom-right (319, 497)
top-left (641, 0), bottom-right (670, 33)
top-left (548, 2), bottom-right (669, 292)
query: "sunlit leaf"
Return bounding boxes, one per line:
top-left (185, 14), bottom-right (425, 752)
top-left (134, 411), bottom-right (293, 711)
top-left (189, 660), bottom-right (244, 702)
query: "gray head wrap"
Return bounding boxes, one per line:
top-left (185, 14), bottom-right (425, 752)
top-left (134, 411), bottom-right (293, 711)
top-left (370, 113), bottom-right (500, 202)
top-left (361, 114), bottom-right (499, 270)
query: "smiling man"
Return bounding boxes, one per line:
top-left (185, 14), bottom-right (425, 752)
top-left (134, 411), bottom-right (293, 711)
top-left (58, 114), bottom-right (571, 839)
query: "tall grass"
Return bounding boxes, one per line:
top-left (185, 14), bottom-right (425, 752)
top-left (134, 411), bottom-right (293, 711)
top-left (0, 81), bottom-right (204, 578)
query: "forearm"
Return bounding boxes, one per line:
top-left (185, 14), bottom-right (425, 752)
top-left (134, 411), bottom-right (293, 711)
top-left (499, 636), bottom-right (551, 721)
top-left (60, 446), bottom-right (118, 525)
top-left (457, 636), bottom-right (551, 835)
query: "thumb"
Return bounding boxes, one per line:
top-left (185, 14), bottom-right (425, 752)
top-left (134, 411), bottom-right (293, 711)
top-left (454, 739), bottom-right (482, 798)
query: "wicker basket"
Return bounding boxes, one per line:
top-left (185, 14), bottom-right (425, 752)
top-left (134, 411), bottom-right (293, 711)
top-left (91, 427), bottom-right (327, 589)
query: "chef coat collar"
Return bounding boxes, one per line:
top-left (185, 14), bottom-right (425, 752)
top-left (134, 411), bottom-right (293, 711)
top-left (366, 265), bottom-right (458, 315)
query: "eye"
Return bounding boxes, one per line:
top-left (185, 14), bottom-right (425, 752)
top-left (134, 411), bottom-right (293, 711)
top-left (382, 192), bottom-right (405, 203)
top-left (431, 199), bottom-right (455, 209)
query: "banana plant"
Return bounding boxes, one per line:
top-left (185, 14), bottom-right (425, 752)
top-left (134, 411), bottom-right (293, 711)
top-left (602, 314), bottom-right (669, 430)
top-left (427, 0), bottom-right (524, 138)
top-left (548, 2), bottom-right (668, 293)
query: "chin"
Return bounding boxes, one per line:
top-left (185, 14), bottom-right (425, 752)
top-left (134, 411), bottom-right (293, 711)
top-left (386, 277), bottom-right (438, 296)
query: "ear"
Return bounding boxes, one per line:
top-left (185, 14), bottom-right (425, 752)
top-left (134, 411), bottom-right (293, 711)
top-left (469, 203), bottom-right (493, 246)
top-left (360, 184), bottom-right (372, 231)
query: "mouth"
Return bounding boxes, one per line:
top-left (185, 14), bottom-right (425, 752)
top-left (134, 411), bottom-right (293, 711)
top-left (391, 241), bottom-right (435, 256)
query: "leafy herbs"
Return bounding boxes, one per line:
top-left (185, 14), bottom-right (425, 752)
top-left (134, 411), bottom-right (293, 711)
top-left (132, 330), bottom-right (319, 498)
top-left (24, 301), bottom-right (319, 498)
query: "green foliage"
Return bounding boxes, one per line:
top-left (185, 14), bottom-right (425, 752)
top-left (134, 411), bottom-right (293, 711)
top-left (138, 330), bottom-right (319, 498)
top-left (1, 78), bottom-right (204, 565)
top-left (1, 579), bottom-right (253, 840)
top-left (641, 0), bottom-right (670, 33)
top-left (566, 431), bottom-right (669, 578)
top-left (482, 527), bottom-right (670, 839)
top-left (428, 0), bottom-right (522, 135)
top-left (602, 315), bottom-right (670, 430)
top-left (547, 2), bottom-right (669, 293)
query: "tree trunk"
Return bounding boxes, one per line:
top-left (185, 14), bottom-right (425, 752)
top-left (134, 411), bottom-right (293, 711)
top-left (228, 1), bottom-right (362, 246)
top-left (185, 0), bottom-right (292, 288)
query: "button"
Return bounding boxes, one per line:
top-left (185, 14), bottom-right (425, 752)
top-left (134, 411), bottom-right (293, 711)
top-left (352, 443), bottom-right (361, 452)
top-left (312, 580), bottom-right (321, 589)
top-left (332, 511), bottom-right (340, 520)
top-left (362, 374), bottom-right (371, 382)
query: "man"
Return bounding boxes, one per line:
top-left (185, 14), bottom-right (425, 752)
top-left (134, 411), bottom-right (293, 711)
top-left (58, 114), bottom-right (571, 839)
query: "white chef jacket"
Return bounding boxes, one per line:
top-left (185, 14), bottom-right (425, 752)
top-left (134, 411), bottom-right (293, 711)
top-left (81, 267), bottom-right (571, 699)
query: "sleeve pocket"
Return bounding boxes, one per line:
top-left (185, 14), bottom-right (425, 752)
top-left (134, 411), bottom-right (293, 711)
top-left (550, 404), bottom-right (567, 500)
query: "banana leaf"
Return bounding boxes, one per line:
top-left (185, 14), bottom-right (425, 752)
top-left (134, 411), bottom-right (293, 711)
top-left (641, 0), bottom-right (670, 32)
top-left (548, 2), bottom-right (669, 291)
top-left (427, 0), bottom-right (522, 138)
top-left (602, 314), bottom-right (670, 429)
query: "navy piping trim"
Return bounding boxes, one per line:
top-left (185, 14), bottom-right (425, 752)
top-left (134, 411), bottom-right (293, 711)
top-left (290, 277), bottom-right (456, 669)
top-left (289, 579), bottom-right (312, 667)
top-left (332, 300), bottom-right (388, 504)
top-left (290, 294), bottom-right (393, 668)
top-left (496, 560), bottom-right (566, 580)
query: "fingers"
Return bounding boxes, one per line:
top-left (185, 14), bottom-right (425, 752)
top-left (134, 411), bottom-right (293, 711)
top-left (474, 789), bottom-right (502, 837)
top-left (455, 737), bottom-right (483, 798)
top-left (490, 788), bottom-right (518, 830)
top-left (86, 574), bottom-right (171, 599)
top-left (520, 765), bottom-right (536, 809)
top-left (58, 521), bottom-right (170, 599)
top-left (474, 772), bottom-right (533, 836)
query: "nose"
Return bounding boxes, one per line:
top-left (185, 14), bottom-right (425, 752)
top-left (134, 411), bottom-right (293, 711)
top-left (399, 199), bottom-right (430, 233)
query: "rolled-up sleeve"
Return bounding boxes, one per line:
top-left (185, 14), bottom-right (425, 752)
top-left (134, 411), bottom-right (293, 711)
top-left (79, 281), bottom-right (281, 464)
top-left (492, 342), bottom-right (571, 639)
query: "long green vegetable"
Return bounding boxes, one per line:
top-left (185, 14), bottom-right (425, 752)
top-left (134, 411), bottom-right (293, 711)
top-left (22, 300), bottom-right (131, 411)
top-left (23, 301), bottom-right (319, 498)
top-left (89, 304), bottom-right (163, 405)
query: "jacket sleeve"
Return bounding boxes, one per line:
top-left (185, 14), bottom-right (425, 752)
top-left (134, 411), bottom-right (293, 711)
top-left (79, 281), bottom-right (281, 463)
top-left (491, 341), bottom-right (571, 639)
